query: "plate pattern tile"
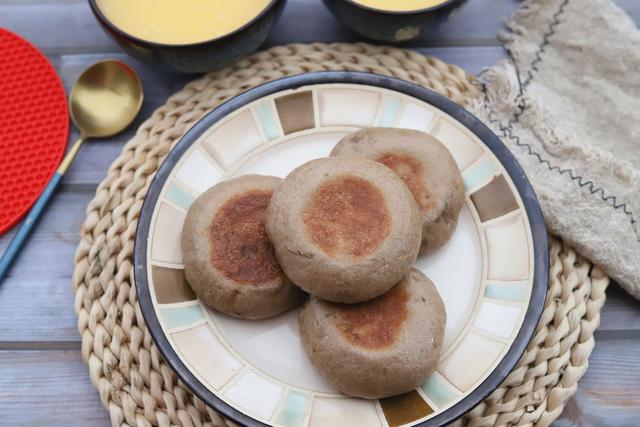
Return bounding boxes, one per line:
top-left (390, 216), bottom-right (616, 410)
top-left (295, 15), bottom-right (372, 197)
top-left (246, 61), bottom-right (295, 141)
top-left (140, 81), bottom-right (538, 427)
top-left (171, 324), bottom-right (242, 390)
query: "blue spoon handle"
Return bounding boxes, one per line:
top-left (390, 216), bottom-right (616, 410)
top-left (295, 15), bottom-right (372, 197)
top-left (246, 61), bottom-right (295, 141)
top-left (0, 135), bottom-right (85, 284)
top-left (0, 172), bottom-right (63, 282)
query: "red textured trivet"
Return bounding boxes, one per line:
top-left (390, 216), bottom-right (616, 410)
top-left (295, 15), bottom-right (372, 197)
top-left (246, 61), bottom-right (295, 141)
top-left (0, 28), bottom-right (69, 235)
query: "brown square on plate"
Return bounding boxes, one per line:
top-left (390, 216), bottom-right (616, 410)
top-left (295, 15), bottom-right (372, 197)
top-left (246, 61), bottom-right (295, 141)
top-left (471, 175), bottom-right (518, 222)
top-left (275, 91), bottom-right (315, 134)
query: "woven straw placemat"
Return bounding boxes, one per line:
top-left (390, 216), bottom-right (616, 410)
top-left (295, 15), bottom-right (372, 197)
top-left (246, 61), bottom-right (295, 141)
top-left (72, 43), bottom-right (609, 427)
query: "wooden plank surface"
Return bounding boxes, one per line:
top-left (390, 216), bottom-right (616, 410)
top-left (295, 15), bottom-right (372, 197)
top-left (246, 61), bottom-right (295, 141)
top-left (0, 350), bottom-right (110, 426)
top-left (0, 192), bottom-right (91, 342)
top-left (1, 0), bottom-right (639, 425)
top-left (554, 338), bottom-right (640, 427)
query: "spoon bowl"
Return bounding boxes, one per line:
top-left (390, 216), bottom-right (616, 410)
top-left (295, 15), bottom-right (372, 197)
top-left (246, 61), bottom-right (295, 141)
top-left (70, 60), bottom-right (143, 138)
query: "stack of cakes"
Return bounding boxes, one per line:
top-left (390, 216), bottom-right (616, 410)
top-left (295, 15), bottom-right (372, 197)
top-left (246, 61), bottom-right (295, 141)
top-left (181, 128), bottom-right (464, 399)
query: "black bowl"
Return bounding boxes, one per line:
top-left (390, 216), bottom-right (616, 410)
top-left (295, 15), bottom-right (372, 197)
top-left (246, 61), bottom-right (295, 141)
top-left (89, 0), bottom-right (286, 73)
top-left (323, 0), bottom-right (466, 43)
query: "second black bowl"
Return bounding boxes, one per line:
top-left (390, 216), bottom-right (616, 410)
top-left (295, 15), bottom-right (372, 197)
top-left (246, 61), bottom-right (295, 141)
top-left (323, 0), bottom-right (466, 43)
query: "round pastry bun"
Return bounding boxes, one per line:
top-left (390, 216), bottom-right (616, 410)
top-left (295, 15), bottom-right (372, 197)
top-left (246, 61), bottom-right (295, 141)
top-left (265, 157), bottom-right (421, 303)
top-left (299, 268), bottom-right (446, 399)
top-left (331, 128), bottom-right (465, 253)
top-left (181, 175), bottom-right (305, 319)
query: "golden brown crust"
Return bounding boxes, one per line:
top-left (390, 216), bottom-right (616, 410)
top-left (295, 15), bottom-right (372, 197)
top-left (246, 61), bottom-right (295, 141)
top-left (182, 175), bottom-right (305, 319)
top-left (302, 175), bottom-right (391, 259)
top-left (299, 269), bottom-right (446, 399)
top-left (266, 157), bottom-right (422, 303)
top-left (375, 152), bottom-right (430, 211)
top-left (331, 128), bottom-right (465, 253)
top-left (210, 189), bottom-right (282, 284)
top-left (332, 282), bottom-right (408, 349)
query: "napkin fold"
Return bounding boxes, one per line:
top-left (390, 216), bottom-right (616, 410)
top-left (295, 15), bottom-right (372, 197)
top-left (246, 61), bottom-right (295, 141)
top-left (470, 0), bottom-right (640, 298)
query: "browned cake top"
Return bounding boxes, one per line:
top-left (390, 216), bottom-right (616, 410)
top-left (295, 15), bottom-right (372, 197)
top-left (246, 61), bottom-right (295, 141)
top-left (333, 284), bottom-right (409, 349)
top-left (210, 189), bottom-right (282, 284)
top-left (302, 175), bottom-right (391, 258)
top-left (376, 152), bottom-right (431, 212)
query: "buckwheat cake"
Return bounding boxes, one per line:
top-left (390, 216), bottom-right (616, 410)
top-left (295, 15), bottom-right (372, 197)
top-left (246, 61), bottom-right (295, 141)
top-left (181, 175), bottom-right (304, 319)
top-left (299, 268), bottom-right (446, 399)
top-left (265, 157), bottom-right (422, 303)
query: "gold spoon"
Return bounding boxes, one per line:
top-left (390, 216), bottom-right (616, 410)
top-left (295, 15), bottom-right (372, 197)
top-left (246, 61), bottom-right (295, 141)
top-left (0, 60), bottom-right (143, 281)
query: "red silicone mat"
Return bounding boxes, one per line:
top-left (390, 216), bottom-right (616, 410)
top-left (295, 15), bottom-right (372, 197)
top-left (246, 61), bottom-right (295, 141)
top-left (0, 28), bottom-right (69, 235)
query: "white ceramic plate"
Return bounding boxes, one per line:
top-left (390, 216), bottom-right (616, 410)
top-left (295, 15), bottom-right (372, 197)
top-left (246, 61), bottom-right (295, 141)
top-left (135, 72), bottom-right (547, 427)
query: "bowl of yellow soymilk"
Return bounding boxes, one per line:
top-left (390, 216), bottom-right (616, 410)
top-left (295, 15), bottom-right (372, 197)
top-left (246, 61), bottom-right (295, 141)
top-left (322, 0), bottom-right (466, 43)
top-left (90, 0), bottom-right (285, 72)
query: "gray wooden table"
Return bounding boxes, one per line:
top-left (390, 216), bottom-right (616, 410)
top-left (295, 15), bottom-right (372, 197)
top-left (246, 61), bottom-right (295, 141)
top-left (1, 1), bottom-right (639, 425)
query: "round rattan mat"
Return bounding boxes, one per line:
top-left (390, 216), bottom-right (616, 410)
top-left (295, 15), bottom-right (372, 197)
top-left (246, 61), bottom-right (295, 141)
top-left (72, 43), bottom-right (609, 427)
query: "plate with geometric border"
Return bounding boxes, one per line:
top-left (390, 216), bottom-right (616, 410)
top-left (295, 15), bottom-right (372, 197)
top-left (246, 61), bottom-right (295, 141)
top-left (134, 71), bottom-right (548, 427)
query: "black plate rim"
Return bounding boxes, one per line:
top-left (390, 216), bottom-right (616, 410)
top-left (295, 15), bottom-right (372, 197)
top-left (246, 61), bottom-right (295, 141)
top-left (134, 70), bottom-right (548, 427)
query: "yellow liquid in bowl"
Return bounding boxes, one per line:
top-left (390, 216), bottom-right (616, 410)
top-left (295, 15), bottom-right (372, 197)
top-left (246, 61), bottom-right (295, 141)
top-left (350, 0), bottom-right (449, 12)
top-left (96, 0), bottom-right (272, 45)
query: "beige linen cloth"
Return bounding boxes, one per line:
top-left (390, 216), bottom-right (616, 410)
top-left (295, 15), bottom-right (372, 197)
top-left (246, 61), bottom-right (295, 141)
top-left (472, 0), bottom-right (640, 298)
